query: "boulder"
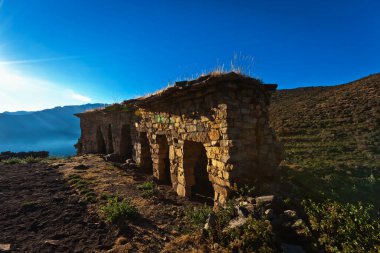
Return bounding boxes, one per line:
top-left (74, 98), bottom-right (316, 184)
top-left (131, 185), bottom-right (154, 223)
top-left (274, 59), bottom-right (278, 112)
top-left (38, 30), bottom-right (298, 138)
top-left (264, 208), bottom-right (274, 220)
top-left (283, 210), bottom-right (298, 219)
top-left (125, 159), bottom-right (136, 166)
top-left (104, 153), bottom-right (122, 163)
top-left (255, 195), bottom-right (275, 206)
top-left (227, 217), bottom-right (248, 230)
top-left (44, 240), bottom-right (60, 246)
top-left (204, 213), bottom-right (216, 230)
top-left (0, 244), bottom-right (11, 252)
top-left (236, 206), bottom-right (250, 218)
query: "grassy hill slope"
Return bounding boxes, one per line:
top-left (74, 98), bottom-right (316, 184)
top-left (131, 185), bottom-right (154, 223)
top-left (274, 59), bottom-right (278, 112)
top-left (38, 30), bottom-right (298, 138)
top-left (270, 74), bottom-right (380, 207)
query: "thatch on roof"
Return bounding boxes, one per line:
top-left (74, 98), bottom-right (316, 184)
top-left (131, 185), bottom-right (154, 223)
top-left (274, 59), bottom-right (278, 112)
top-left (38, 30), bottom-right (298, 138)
top-left (77, 72), bottom-right (277, 116)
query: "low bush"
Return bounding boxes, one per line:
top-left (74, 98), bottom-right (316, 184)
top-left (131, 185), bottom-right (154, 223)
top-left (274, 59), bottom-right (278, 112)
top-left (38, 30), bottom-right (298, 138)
top-left (185, 204), bottom-right (213, 229)
top-left (2, 156), bottom-right (42, 164)
top-left (99, 196), bottom-right (139, 223)
top-left (24, 156), bottom-right (42, 164)
top-left (104, 103), bottom-right (131, 112)
top-left (185, 202), bottom-right (279, 252)
top-left (226, 217), bottom-right (277, 253)
top-left (99, 192), bottom-right (117, 200)
top-left (2, 157), bottom-right (24, 164)
top-left (137, 181), bottom-right (157, 198)
top-left (303, 199), bottom-right (380, 253)
top-left (67, 174), bottom-right (96, 202)
top-left (231, 183), bottom-right (256, 198)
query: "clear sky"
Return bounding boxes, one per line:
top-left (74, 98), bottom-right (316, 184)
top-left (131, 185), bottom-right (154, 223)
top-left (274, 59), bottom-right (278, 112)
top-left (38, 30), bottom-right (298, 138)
top-left (0, 0), bottom-right (379, 112)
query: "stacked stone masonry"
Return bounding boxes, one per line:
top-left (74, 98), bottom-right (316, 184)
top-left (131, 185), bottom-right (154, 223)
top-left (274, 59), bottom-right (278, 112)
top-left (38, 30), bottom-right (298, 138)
top-left (75, 72), bottom-right (283, 204)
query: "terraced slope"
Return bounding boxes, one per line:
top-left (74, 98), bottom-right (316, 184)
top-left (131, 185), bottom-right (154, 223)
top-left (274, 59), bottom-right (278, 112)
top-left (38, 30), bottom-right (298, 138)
top-left (269, 74), bottom-right (380, 206)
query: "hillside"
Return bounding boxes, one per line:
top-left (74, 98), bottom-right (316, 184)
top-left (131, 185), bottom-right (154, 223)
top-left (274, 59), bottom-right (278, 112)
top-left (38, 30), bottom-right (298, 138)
top-left (0, 104), bottom-right (106, 156)
top-left (270, 74), bottom-right (380, 206)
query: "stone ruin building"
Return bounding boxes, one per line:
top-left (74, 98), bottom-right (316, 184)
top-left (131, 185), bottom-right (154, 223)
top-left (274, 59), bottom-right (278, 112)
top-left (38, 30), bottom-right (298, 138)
top-left (75, 72), bottom-right (283, 204)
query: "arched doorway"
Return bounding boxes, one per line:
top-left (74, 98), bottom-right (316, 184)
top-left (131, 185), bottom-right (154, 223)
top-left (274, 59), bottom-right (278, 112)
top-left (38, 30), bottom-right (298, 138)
top-left (183, 141), bottom-right (214, 200)
top-left (120, 124), bottom-right (133, 160)
top-left (96, 126), bottom-right (106, 154)
top-left (107, 124), bottom-right (114, 154)
top-left (139, 132), bottom-right (153, 172)
top-left (157, 135), bottom-right (171, 184)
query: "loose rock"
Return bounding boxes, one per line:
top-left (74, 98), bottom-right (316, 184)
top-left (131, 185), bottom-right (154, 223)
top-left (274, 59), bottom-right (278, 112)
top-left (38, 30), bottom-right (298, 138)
top-left (0, 244), bottom-right (11, 252)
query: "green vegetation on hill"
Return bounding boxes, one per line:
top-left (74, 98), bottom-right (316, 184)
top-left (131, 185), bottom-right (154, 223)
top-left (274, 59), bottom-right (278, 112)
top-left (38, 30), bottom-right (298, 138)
top-left (270, 74), bottom-right (380, 207)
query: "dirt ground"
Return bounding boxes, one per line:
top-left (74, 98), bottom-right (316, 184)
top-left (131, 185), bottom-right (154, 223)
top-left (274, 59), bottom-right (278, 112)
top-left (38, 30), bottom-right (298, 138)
top-left (0, 155), bottom-right (205, 253)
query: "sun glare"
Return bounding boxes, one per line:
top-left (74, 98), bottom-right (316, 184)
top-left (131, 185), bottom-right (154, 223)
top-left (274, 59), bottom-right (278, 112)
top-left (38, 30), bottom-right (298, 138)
top-left (0, 63), bottom-right (91, 112)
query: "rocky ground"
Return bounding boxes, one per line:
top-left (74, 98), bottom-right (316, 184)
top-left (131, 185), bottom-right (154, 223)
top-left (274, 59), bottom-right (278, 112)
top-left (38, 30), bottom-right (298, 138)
top-left (0, 154), bottom-right (318, 253)
top-left (1, 155), bottom-right (378, 252)
top-left (0, 161), bottom-right (116, 252)
top-left (0, 155), bottom-right (208, 253)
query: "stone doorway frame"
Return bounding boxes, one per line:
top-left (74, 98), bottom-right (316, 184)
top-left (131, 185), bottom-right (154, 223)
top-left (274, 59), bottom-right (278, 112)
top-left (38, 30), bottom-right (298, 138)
top-left (155, 135), bottom-right (171, 184)
top-left (96, 126), bottom-right (106, 154)
top-left (120, 124), bottom-right (133, 160)
top-left (182, 140), bottom-right (214, 199)
top-left (139, 132), bottom-right (153, 172)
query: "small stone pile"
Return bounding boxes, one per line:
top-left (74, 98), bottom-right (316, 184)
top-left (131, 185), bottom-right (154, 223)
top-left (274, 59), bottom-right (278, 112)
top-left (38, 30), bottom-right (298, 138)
top-left (204, 195), bottom-right (312, 252)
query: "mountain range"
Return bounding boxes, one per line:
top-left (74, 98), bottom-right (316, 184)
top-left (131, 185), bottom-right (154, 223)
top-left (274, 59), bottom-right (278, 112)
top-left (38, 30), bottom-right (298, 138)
top-left (0, 104), bottom-right (106, 156)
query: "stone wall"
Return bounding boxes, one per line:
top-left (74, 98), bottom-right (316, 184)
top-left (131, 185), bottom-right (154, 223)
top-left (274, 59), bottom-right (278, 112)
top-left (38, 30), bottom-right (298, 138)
top-left (76, 73), bottom-right (283, 204)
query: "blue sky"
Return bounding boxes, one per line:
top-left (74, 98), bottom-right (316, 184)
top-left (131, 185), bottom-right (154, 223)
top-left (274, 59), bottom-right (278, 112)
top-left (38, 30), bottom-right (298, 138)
top-left (0, 0), bottom-right (379, 112)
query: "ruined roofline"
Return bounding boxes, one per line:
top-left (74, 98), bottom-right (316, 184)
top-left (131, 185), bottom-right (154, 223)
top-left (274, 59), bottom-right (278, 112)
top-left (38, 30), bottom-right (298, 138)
top-left (76, 72), bottom-right (277, 117)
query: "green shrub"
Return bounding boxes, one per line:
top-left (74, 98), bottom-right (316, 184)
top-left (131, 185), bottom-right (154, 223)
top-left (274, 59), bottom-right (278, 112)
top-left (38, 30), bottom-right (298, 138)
top-left (303, 199), bottom-right (380, 252)
top-left (226, 217), bottom-right (277, 253)
top-left (2, 156), bottom-right (43, 164)
top-left (24, 156), bottom-right (42, 164)
top-left (67, 174), bottom-right (96, 203)
top-left (186, 202), bottom-right (278, 251)
top-left (100, 192), bottom-right (117, 200)
top-left (231, 183), bottom-right (256, 198)
top-left (99, 196), bottom-right (139, 223)
top-left (105, 103), bottom-right (131, 112)
top-left (207, 201), bottom-right (237, 244)
top-left (137, 181), bottom-right (157, 198)
top-left (185, 204), bottom-right (213, 228)
top-left (2, 157), bottom-right (24, 164)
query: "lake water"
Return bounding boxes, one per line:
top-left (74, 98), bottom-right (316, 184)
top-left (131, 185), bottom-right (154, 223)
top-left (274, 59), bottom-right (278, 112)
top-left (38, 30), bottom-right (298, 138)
top-left (0, 139), bottom-right (77, 157)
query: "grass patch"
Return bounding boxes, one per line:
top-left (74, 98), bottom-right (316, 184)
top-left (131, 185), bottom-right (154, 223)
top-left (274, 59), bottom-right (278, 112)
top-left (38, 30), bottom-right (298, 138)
top-left (67, 174), bottom-right (97, 202)
top-left (100, 192), bottom-right (117, 200)
top-left (225, 216), bottom-right (277, 252)
top-left (106, 165), bottom-right (115, 170)
top-left (185, 204), bottom-right (213, 229)
top-left (303, 199), bottom-right (380, 252)
top-left (185, 202), bottom-right (279, 251)
top-left (104, 103), bottom-right (131, 112)
top-left (99, 196), bottom-right (139, 223)
top-left (137, 181), bottom-right (157, 198)
top-left (2, 156), bottom-right (43, 164)
top-left (2, 157), bottom-right (24, 164)
top-left (24, 156), bottom-right (42, 163)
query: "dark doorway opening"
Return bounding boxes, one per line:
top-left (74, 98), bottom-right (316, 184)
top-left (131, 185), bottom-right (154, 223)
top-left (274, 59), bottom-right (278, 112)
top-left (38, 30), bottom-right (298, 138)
top-left (139, 132), bottom-right (153, 173)
top-left (184, 141), bottom-right (214, 202)
top-left (157, 135), bottom-right (171, 184)
top-left (107, 124), bottom-right (114, 154)
top-left (96, 126), bottom-right (106, 154)
top-left (120, 125), bottom-right (133, 160)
